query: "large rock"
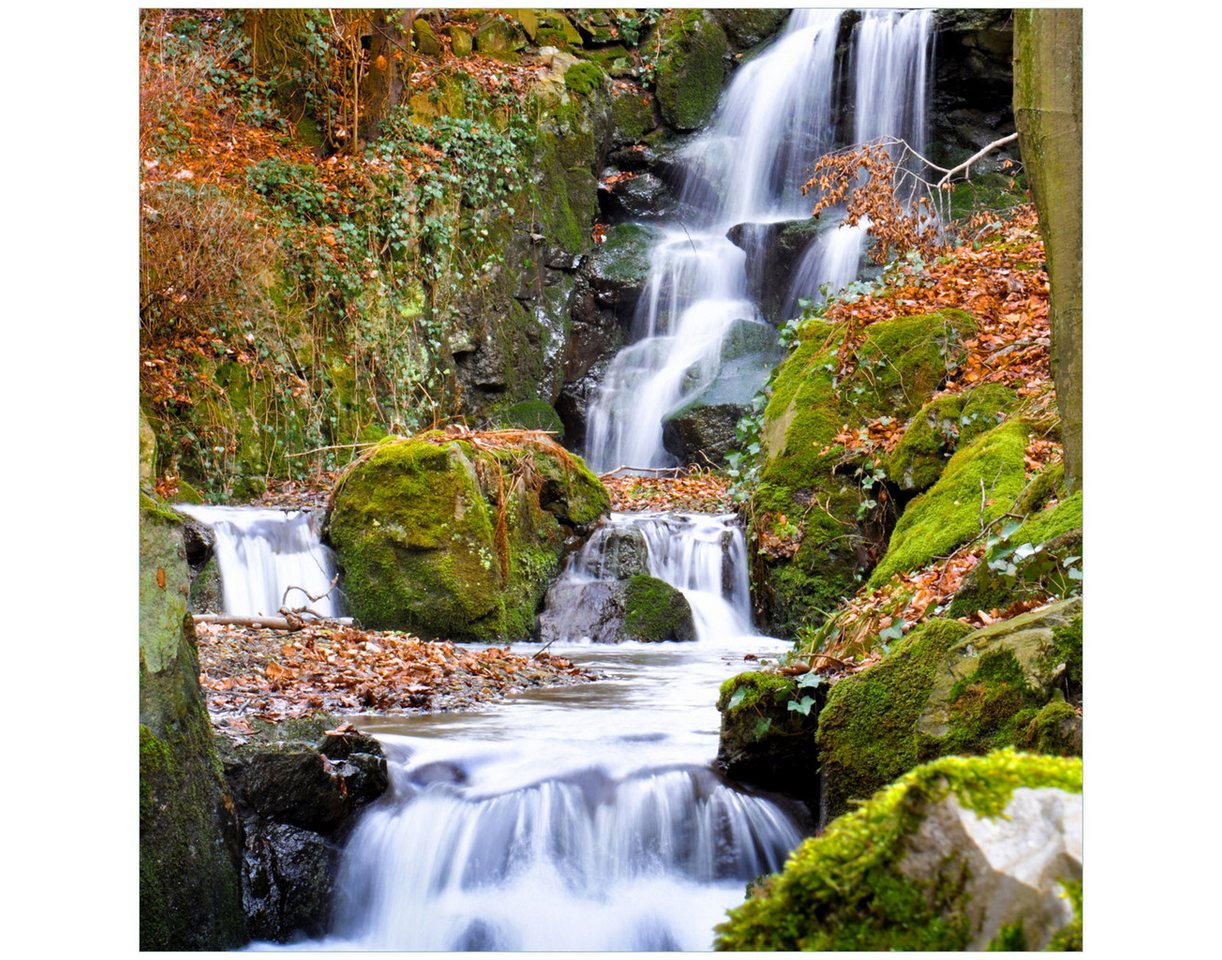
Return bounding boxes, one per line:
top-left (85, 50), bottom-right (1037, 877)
top-left (751, 311), bottom-right (977, 635)
top-left (586, 222), bottom-right (662, 307)
top-left (711, 9), bottom-right (790, 50)
top-left (537, 573), bottom-right (695, 644)
top-left (219, 717), bottom-right (389, 943)
top-left (327, 434), bottom-right (609, 640)
top-left (715, 672), bottom-right (819, 798)
top-left (661, 317), bottom-right (784, 466)
top-left (599, 170), bottom-right (676, 221)
top-left (716, 750), bottom-right (1082, 951)
top-left (653, 11), bottom-right (729, 131)
top-left (140, 498), bottom-right (245, 950)
top-left (817, 600), bottom-right (1082, 822)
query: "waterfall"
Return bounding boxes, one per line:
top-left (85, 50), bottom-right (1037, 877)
top-left (538, 511), bottom-right (757, 646)
top-left (321, 759), bottom-right (803, 951)
top-left (175, 505), bottom-right (342, 618)
top-left (584, 8), bottom-right (935, 472)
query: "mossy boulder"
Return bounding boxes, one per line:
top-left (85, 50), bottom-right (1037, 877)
top-left (495, 398), bottom-right (565, 438)
top-left (446, 24), bottom-right (473, 57)
top-left (869, 417), bottom-right (1031, 587)
top-left (563, 60), bottom-right (607, 98)
top-left (654, 11), bottom-right (728, 131)
top-left (883, 383), bottom-right (1018, 492)
top-left (140, 503), bottom-right (245, 949)
top-left (751, 311), bottom-right (977, 634)
top-left (411, 18), bottom-right (442, 57)
top-left (715, 749), bottom-right (1082, 951)
top-left (326, 434), bottom-right (609, 640)
top-left (715, 671), bottom-right (819, 796)
top-left (609, 85), bottom-right (657, 144)
top-left (623, 574), bottom-right (696, 642)
top-left (817, 599), bottom-right (1082, 821)
top-left (474, 16), bottom-right (527, 59)
top-left (587, 222), bottom-right (661, 298)
top-left (711, 9), bottom-right (790, 50)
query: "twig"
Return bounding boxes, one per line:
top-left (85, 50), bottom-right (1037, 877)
top-left (282, 574), bottom-right (341, 610)
top-left (286, 441), bottom-right (381, 459)
top-left (934, 133), bottom-right (1019, 188)
top-left (193, 614), bottom-right (299, 631)
top-left (532, 637), bottom-right (558, 660)
top-left (599, 465), bottom-right (688, 478)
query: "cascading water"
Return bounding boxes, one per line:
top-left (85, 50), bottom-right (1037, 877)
top-left (273, 511), bottom-right (804, 951)
top-left (175, 505), bottom-right (342, 618)
top-left (584, 8), bottom-right (934, 473)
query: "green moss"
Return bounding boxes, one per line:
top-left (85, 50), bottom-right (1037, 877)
top-left (654, 10), bottom-right (728, 130)
top-left (938, 648), bottom-right (1044, 757)
top-left (885, 384), bottom-right (1018, 492)
top-left (1045, 880), bottom-right (1083, 950)
top-left (563, 60), bottom-right (606, 97)
top-left (817, 619), bottom-right (972, 819)
top-left (496, 398), bottom-right (564, 438)
top-left (1015, 489), bottom-right (1082, 547)
top-left (1048, 614), bottom-right (1083, 694)
top-left (752, 311), bottom-right (976, 632)
top-left (609, 86), bottom-right (655, 142)
top-left (1014, 459), bottom-right (1065, 514)
top-left (623, 574), bottom-right (695, 641)
top-left (870, 418), bottom-right (1031, 586)
top-left (327, 435), bottom-right (607, 639)
top-left (1016, 699), bottom-right (1080, 756)
top-left (714, 749), bottom-right (1082, 951)
top-left (717, 671), bottom-right (796, 714)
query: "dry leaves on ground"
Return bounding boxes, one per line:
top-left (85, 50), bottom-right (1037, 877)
top-left (196, 620), bottom-right (594, 725)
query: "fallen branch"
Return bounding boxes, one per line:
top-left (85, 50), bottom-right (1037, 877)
top-left (599, 465), bottom-right (689, 478)
top-left (282, 575), bottom-right (340, 610)
top-left (934, 132), bottom-right (1019, 188)
top-left (193, 614), bottom-right (300, 631)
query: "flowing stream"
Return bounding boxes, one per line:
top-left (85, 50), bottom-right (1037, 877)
top-left (585, 8), bottom-right (934, 472)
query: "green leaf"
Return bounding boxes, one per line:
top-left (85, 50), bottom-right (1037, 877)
top-left (727, 686), bottom-right (748, 711)
top-left (878, 620), bottom-right (906, 643)
top-left (787, 696), bottom-right (816, 716)
top-left (796, 671), bottom-right (824, 689)
top-left (753, 717), bottom-right (773, 738)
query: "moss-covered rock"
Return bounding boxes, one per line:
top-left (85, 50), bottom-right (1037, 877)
top-left (446, 24), bottom-right (473, 57)
top-left (751, 311), bottom-right (977, 634)
top-left (884, 384), bottom-right (1018, 492)
top-left (474, 16), bottom-right (527, 59)
top-left (140, 503), bottom-right (245, 949)
top-left (817, 619), bottom-right (973, 820)
top-left (711, 9), bottom-right (790, 49)
top-left (869, 418), bottom-right (1031, 586)
top-left (326, 434), bottom-right (608, 640)
top-left (654, 11), bottom-right (728, 131)
top-left (622, 574), bottom-right (697, 642)
top-left (818, 599), bottom-right (1082, 821)
top-left (715, 749), bottom-right (1082, 951)
top-left (563, 60), bottom-right (607, 98)
top-left (495, 398), bottom-right (564, 438)
top-left (411, 18), bottom-right (442, 57)
top-left (609, 85), bottom-right (657, 144)
top-left (715, 671), bottom-right (819, 796)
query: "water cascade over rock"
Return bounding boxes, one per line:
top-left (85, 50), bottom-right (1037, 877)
top-left (175, 505), bottom-right (342, 619)
top-left (584, 9), bottom-right (935, 471)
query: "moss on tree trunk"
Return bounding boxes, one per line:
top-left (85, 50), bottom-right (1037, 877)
top-left (1013, 10), bottom-right (1082, 493)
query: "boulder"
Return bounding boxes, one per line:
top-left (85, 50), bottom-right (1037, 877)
top-left (585, 222), bottom-right (662, 308)
top-left (711, 9), bottom-right (790, 50)
top-left (662, 351), bottom-right (780, 467)
top-left (326, 434), bottom-right (609, 640)
top-left (623, 574), bottom-right (697, 642)
top-left (537, 572), bottom-right (695, 645)
top-left (219, 717), bottom-right (389, 943)
top-left (609, 86), bottom-right (658, 145)
top-left (411, 18), bottom-right (442, 57)
top-left (716, 750), bottom-right (1082, 951)
top-left (445, 24), bottom-right (473, 57)
top-left (599, 171), bottom-right (676, 221)
top-left (715, 672), bottom-right (819, 797)
top-left (139, 499), bottom-right (245, 949)
top-left (654, 11), bottom-right (729, 131)
top-left (751, 311), bottom-right (977, 635)
top-left (816, 599), bottom-right (1082, 822)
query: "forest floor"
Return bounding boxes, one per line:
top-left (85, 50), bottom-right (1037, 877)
top-left (196, 619), bottom-right (595, 739)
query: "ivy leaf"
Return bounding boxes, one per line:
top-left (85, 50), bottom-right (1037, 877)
top-left (796, 672), bottom-right (824, 689)
top-left (727, 686), bottom-right (748, 711)
top-left (753, 717), bottom-right (773, 738)
top-left (878, 620), bottom-right (906, 642)
top-left (788, 696), bottom-right (816, 716)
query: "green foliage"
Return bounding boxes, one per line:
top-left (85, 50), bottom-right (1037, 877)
top-left (715, 749), bottom-right (1082, 951)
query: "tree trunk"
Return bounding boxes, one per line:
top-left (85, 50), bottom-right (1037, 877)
top-left (1013, 10), bottom-right (1083, 493)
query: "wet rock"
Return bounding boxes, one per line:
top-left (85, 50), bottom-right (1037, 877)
top-left (536, 570), bottom-right (694, 644)
top-left (583, 524), bottom-right (651, 580)
top-left (623, 574), bottom-right (696, 642)
top-left (586, 222), bottom-right (663, 307)
top-left (220, 719), bottom-right (389, 944)
top-left (712, 9), bottom-right (790, 50)
top-left (241, 822), bottom-right (335, 942)
top-left (599, 171), bottom-right (676, 221)
top-left (654, 11), bottom-right (729, 131)
top-left (715, 672), bottom-right (820, 798)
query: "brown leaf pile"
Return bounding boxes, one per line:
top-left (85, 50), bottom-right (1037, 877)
top-left (196, 620), bottom-right (593, 722)
top-left (602, 471), bottom-right (734, 513)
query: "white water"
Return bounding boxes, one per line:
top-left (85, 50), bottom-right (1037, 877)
top-left (175, 504), bottom-right (342, 618)
top-left (250, 511), bottom-right (804, 951)
top-left (584, 8), bottom-right (934, 472)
